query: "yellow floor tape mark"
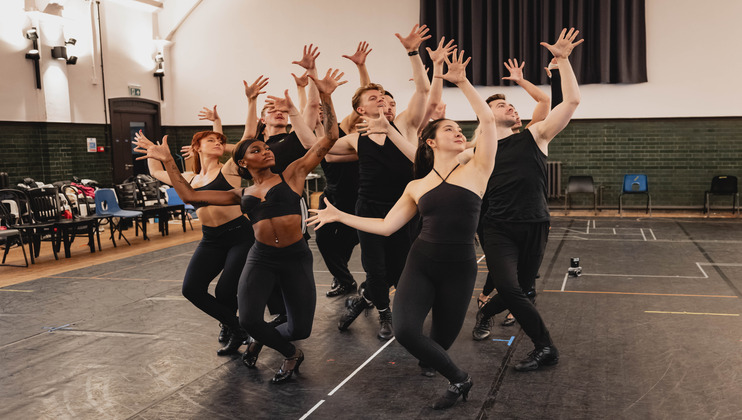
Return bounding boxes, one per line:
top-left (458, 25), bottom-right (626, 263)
top-left (645, 311), bottom-right (739, 317)
top-left (0, 289), bottom-right (34, 293)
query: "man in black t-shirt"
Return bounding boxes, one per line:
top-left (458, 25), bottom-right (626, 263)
top-left (475, 28), bottom-right (583, 372)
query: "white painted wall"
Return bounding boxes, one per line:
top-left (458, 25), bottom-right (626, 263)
top-left (1, 0), bottom-right (740, 125)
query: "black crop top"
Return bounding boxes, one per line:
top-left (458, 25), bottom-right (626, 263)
top-left (417, 165), bottom-right (482, 244)
top-left (240, 174), bottom-right (302, 224)
top-left (190, 171), bottom-right (234, 211)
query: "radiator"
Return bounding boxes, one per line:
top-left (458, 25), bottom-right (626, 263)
top-left (547, 161), bottom-right (562, 199)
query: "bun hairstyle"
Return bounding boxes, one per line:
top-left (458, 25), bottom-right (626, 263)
top-left (231, 138), bottom-right (261, 180)
top-left (190, 131), bottom-right (227, 174)
top-left (414, 119), bottom-right (447, 179)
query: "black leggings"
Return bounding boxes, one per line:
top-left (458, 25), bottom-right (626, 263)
top-left (356, 198), bottom-right (412, 309)
top-left (480, 221), bottom-right (552, 348)
top-left (182, 216), bottom-right (253, 330)
top-left (238, 239), bottom-right (316, 357)
top-left (315, 191), bottom-right (359, 288)
top-left (393, 239), bottom-right (477, 383)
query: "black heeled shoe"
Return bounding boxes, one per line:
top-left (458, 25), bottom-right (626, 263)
top-left (271, 349), bottom-right (304, 384)
top-left (218, 323), bottom-right (230, 343)
top-left (241, 338), bottom-right (263, 368)
top-left (216, 328), bottom-right (248, 356)
top-left (432, 376), bottom-right (473, 410)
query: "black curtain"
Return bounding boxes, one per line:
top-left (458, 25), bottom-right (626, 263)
top-left (420, 0), bottom-right (647, 85)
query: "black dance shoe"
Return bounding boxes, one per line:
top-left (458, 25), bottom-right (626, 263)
top-left (514, 346), bottom-right (559, 372)
top-left (501, 312), bottom-right (516, 326)
top-left (218, 323), bottom-right (230, 343)
top-left (472, 309), bottom-right (492, 341)
top-left (267, 313), bottom-right (288, 328)
top-left (338, 295), bottom-right (372, 331)
top-left (271, 349), bottom-right (304, 384)
top-left (377, 308), bottom-right (393, 340)
top-left (326, 281), bottom-right (357, 297)
top-left (241, 337), bottom-right (264, 368)
top-left (216, 328), bottom-right (248, 356)
top-left (432, 376), bottom-right (473, 410)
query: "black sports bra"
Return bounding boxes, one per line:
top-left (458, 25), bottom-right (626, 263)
top-left (190, 171), bottom-right (234, 210)
top-left (240, 174), bottom-right (302, 224)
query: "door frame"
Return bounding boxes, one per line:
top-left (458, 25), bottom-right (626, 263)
top-left (109, 98), bottom-right (162, 184)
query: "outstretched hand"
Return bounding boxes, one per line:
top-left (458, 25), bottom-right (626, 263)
top-left (395, 23), bottom-right (431, 52)
top-left (540, 27), bottom-right (584, 59)
top-left (308, 68), bottom-right (347, 96)
top-left (502, 58), bottom-right (525, 83)
top-left (342, 41), bottom-right (372, 66)
top-left (244, 75), bottom-right (269, 100)
top-left (198, 105), bottom-right (220, 121)
top-left (292, 44), bottom-right (320, 70)
top-left (306, 198), bottom-right (341, 230)
top-left (180, 145), bottom-right (193, 159)
top-left (355, 113), bottom-right (391, 135)
top-left (426, 36), bottom-right (456, 65)
top-left (436, 48), bottom-right (471, 85)
top-left (291, 71), bottom-right (309, 88)
top-left (265, 90), bottom-right (295, 114)
top-left (133, 135), bottom-right (172, 162)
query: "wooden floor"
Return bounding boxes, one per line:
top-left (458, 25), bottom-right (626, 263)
top-left (0, 219), bottom-right (203, 288)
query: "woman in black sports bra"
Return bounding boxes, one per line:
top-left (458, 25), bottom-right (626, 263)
top-left (135, 69), bottom-right (345, 384)
top-left (307, 51), bottom-right (497, 409)
top-left (135, 126), bottom-right (257, 357)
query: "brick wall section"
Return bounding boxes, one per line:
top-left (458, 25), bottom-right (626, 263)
top-left (3, 118), bottom-right (740, 207)
top-left (459, 117), bottom-right (742, 208)
top-left (0, 122), bottom-right (110, 186)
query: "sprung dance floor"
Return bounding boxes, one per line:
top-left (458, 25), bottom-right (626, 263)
top-left (1, 216), bottom-right (741, 419)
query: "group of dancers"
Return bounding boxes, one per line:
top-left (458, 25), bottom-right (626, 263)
top-left (133, 24), bottom-right (583, 410)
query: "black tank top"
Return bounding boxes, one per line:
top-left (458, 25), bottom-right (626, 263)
top-left (418, 165), bottom-right (482, 244)
top-left (265, 132), bottom-right (307, 173)
top-left (320, 126), bottom-right (358, 211)
top-left (240, 174), bottom-right (302, 224)
top-left (483, 129), bottom-right (549, 222)
top-left (357, 125), bottom-right (412, 204)
top-left (190, 171), bottom-right (233, 210)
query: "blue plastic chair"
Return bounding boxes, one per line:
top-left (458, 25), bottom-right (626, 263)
top-left (95, 188), bottom-right (143, 246)
top-left (165, 188), bottom-right (194, 231)
top-left (618, 174), bottom-right (651, 216)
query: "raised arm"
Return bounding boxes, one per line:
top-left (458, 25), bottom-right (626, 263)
top-left (292, 44), bottom-right (321, 129)
top-left (307, 187), bottom-right (418, 236)
top-left (265, 89), bottom-right (317, 150)
top-left (393, 24), bottom-right (432, 132)
top-left (198, 105), bottom-right (223, 134)
top-left (530, 28), bottom-right (583, 150)
top-left (133, 136), bottom-right (240, 206)
top-left (502, 59), bottom-right (550, 127)
top-left (291, 71), bottom-right (309, 111)
top-left (241, 75), bottom-right (269, 141)
top-left (546, 59), bottom-right (563, 110)
top-left (439, 50), bottom-right (497, 176)
top-left (356, 113), bottom-right (416, 162)
top-left (285, 68), bottom-right (346, 185)
top-left (135, 130), bottom-right (193, 185)
top-left (340, 41), bottom-right (373, 134)
top-left (419, 37), bottom-right (457, 134)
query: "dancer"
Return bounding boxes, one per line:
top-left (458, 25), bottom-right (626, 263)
top-left (316, 41), bottom-right (373, 298)
top-left (135, 69), bottom-right (345, 384)
top-left (475, 28), bottom-right (583, 371)
top-left (135, 120), bottom-right (253, 356)
top-left (308, 49), bottom-right (496, 410)
top-left (317, 24), bottom-right (431, 340)
top-left (473, 58), bottom-right (562, 336)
